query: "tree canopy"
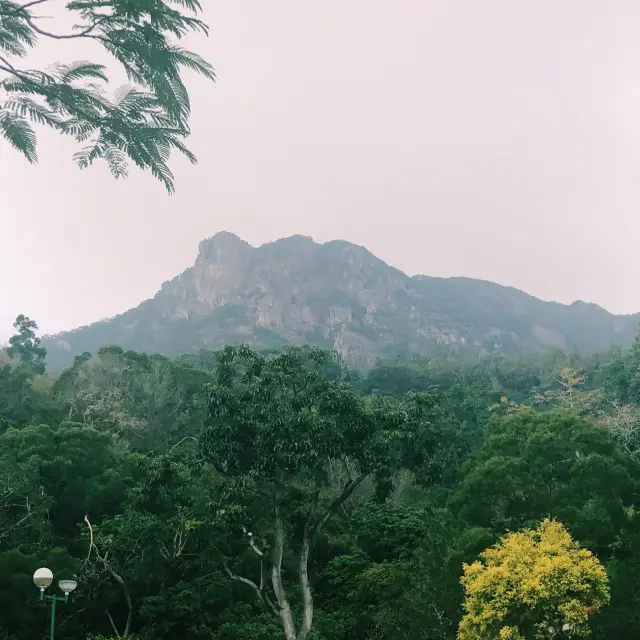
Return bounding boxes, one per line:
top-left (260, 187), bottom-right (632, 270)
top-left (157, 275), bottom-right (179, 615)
top-left (458, 519), bottom-right (610, 640)
top-left (200, 345), bottom-right (436, 640)
top-left (4, 315), bottom-right (640, 639)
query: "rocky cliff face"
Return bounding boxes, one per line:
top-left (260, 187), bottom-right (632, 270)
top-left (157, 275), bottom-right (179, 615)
top-left (42, 233), bottom-right (640, 371)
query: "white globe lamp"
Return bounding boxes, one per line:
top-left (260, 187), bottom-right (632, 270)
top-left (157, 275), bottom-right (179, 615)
top-left (58, 580), bottom-right (78, 595)
top-left (33, 567), bottom-right (53, 591)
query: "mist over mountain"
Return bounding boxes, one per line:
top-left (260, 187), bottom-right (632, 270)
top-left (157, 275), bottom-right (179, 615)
top-left (41, 233), bottom-right (640, 371)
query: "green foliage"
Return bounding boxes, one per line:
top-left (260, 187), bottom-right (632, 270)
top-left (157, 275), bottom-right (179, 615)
top-left (7, 314), bottom-right (46, 374)
top-left (5, 314), bottom-right (640, 639)
top-left (0, 362), bottom-right (41, 431)
top-left (200, 345), bottom-right (437, 639)
top-left (201, 345), bottom-right (419, 492)
top-left (0, 0), bottom-right (214, 192)
top-left (450, 408), bottom-right (640, 555)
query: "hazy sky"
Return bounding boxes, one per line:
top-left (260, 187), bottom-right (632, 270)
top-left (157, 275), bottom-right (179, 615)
top-left (2, 0), bottom-right (640, 342)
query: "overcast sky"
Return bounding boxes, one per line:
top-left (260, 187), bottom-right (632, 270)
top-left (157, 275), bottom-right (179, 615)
top-left (1, 0), bottom-right (640, 342)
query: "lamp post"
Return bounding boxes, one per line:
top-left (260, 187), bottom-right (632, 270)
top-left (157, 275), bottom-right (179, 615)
top-left (33, 568), bottom-right (78, 640)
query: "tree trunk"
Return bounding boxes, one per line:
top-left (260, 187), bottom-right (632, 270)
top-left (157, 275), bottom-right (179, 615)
top-left (297, 521), bottom-right (313, 640)
top-left (271, 502), bottom-right (297, 640)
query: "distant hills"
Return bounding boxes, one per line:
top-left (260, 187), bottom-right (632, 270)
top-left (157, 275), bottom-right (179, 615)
top-left (41, 232), bottom-right (640, 371)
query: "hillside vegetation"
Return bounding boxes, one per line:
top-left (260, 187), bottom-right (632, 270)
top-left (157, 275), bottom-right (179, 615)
top-left (3, 313), bottom-right (640, 638)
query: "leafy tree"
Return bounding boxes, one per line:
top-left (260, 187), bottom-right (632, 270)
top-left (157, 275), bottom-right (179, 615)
top-left (458, 519), bottom-right (610, 639)
top-left (326, 505), bottom-right (479, 640)
top-left (7, 314), bottom-right (46, 374)
top-left (200, 345), bottom-right (435, 640)
top-left (0, 0), bottom-right (215, 192)
top-left (53, 346), bottom-right (211, 452)
top-left (0, 362), bottom-right (41, 430)
top-left (450, 408), bottom-right (640, 555)
top-left (0, 421), bottom-right (132, 543)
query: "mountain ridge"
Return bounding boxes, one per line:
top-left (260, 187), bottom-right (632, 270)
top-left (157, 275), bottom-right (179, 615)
top-left (41, 232), bottom-right (640, 371)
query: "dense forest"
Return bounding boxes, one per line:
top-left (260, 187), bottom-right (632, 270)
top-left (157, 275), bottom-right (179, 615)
top-left (3, 315), bottom-right (640, 639)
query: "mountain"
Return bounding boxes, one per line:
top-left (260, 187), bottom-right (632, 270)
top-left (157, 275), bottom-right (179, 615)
top-left (41, 232), bottom-right (640, 371)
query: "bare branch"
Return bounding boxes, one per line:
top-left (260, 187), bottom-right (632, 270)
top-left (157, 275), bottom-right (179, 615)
top-left (215, 547), bottom-right (278, 617)
top-left (84, 513), bottom-right (95, 562)
top-left (21, 0), bottom-right (49, 7)
top-left (21, 11), bottom-right (107, 40)
top-left (0, 54), bottom-right (21, 77)
top-left (84, 515), bottom-right (134, 637)
top-left (312, 473), bottom-right (367, 540)
top-left (105, 608), bottom-right (121, 638)
top-left (242, 527), bottom-right (265, 558)
top-left (168, 436), bottom-right (198, 453)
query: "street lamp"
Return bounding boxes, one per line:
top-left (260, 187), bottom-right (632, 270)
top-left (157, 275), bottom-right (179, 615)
top-left (33, 568), bottom-right (78, 640)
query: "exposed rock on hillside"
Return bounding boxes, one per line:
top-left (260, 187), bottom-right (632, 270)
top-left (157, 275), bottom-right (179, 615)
top-left (42, 233), bottom-right (640, 371)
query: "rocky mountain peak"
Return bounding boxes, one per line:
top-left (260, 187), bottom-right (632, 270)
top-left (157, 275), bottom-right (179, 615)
top-left (40, 233), bottom-right (640, 372)
top-left (197, 231), bottom-right (252, 262)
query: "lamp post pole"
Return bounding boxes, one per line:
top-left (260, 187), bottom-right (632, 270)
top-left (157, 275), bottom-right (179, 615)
top-left (33, 568), bottom-right (78, 640)
top-left (40, 586), bottom-right (71, 640)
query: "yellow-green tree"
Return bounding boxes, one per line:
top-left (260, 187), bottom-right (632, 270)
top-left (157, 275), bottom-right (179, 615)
top-left (458, 519), bottom-right (609, 639)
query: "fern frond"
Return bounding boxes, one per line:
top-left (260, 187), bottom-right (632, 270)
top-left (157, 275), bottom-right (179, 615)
top-left (0, 107), bottom-right (37, 162)
top-left (53, 61), bottom-right (110, 84)
top-left (168, 45), bottom-right (216, 81)
top-left (0, 1), bottom-right (37, 57)
top-left (112, 85), bottom-right (162, 118)
top-left (0, 0), bottom-right (214, 192)
top-left (165, 135), bottom-right (197, 164)
top-left (73, 137), bottom-right (106, 169)
top-left (0, 25), bottom-right (30, 57)
top-left (62, 117), bottom-right (98, 139)
top-left (104, 144), bottom-right (129, 179)
top-left (2, 96), bottom-right (64, 130)
top-left (167, 0), bottom-right (203, 13)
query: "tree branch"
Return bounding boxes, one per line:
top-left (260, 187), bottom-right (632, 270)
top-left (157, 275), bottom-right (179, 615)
top-left (168, 436), bottom-right (198, 453)
top-left (312, 473), bottom-right (367, 540)
top-left (20, 0), bottom-right (50, 9)
top-left (105, 608), bottom-right (121, 638)
top-left (243, 527), bottom-right (265, 558)
top-left (215, 547), bottom-right (278, 616)
top-left (23, 14), bottom-right (107, 40)
top-left (0, 0), bottom-right (105, 39)
top-left (84, 515), bottom-right (134, 637)
top-left (0, 54), bottom-right (22, 78)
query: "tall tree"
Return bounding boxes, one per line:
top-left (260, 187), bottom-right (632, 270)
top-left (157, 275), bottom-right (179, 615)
top-left (7, 314), bottom-right (46, 375)
top-left (0, 0), bottom-right (215, 193)
top-left (200, 345), bottom-right (435, 640)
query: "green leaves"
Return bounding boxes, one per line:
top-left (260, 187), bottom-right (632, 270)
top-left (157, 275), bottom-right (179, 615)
top-left (6, 315), bottom-right (46, 374)
top-left (0, 0), bottom-right (37, 57)
top-left (202, 346), bottom-right (369, 481)
top-left (57, 61), bottom-right (109, 83)
top-left (0, 107), bottom-right (36, 161)
top-left (0, 0), bottom-right (214, 192)
top-left (9, 339), bottom-right (640, 639)
top-left (450, 408), bottom-right (640, 557)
